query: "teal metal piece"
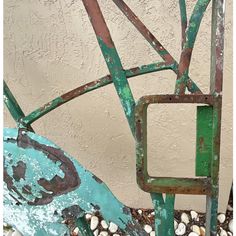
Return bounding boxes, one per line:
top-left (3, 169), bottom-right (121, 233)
top-left (3, 128), bottom-right (147, 236)
top-left (196, 106), bottom-right (213, 177)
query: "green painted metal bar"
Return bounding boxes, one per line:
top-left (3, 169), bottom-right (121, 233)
top-left (20, 62), bottom-right (174, 126)
top-left (4, 81), bottom-right (33, 131)
top-left (151, 193), bottom-right (175, 236)
top-left (75, 217), bottom-right (94, 236)
top-left (82, 0), bottom-right (136, 135)
top-left (112, 0), bottom-right (202, 95)
top-left (4, 81), bottom-right (25, 123)
top-left (196, 106), bottom-right (213, 177)
top-left (175, 0), bottom-right (211, 94)
top-left (179, 0), bottom-right (187, 49)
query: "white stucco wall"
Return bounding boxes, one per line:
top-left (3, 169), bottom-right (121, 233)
top-left (4, 0), bottom-right (232, 212)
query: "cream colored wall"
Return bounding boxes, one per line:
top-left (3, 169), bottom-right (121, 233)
top-left (4, 0), bottom-right (232, 212)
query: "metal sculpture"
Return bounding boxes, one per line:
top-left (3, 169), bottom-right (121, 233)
top-left (3, 0), bottom-right (225, 235)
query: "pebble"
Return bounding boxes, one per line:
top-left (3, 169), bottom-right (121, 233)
top-left (217, 214), bottom-right (226, 224)
top-left (228, 219), bottom-right (233, 233)
top-left (4, 231), bottom-right (13, 236)
top-left (227, 232), bottom-right (233, 236)
top-left (151, 211), bottom-right (155, 216)
top-left (174, 220), bottom-right (178, 230)
top-left (191, 225), bottom-right (201, 235)
top-left (85, 213), bottom-right (92, 220)
top-left (175, 222), bottom-right (186, 235)
top-left (219, 227), bottom-right (227, 236)
top-left (12, 231), bottom-right (22, 236)
top-left (101, 220), bottom-right (108, 229)
top-left (190, 211), bottom-right (199, 221)
top-left (99, 231), bottom-right (108, 236)
top-left (188, 232), bottom-right (199, 236)
top-left (93, 229), bottom-right (99, 236)
top-left (113, 234), bottom-right (120, 236)
top-left (200, 226), bottom-right (205, 236)
top-left (181, 212), bottom-right (190, 225)
top-left (109, 222), bottom-right (118, 233)
top-left (90, 216), bottom-right (99, 230)
top-left (138, 209), bottom-right (142, 215)
top-left (144, 224), bottom-right (152, 233)
top-left (150, 231), bottom-right (155, 236)
top-left (227, 205), bottom-right (233, 211)
top-left (73, 227), bottom-right (79, 235)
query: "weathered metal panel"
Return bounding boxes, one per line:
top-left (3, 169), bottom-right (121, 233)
top-left (4, 128), bottom-right (148, 236)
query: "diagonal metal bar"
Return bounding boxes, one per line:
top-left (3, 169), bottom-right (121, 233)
top-left (82, 0), bottom-right (136, 134)
top-left (112, 0), bottom-right (202, 94)
top-left (20, 62), bottom-right (174, 126)
top-left (179, 0), bottom-right (188, 49)
top-left (4, 81), bottom-right (34, 132)
top-left (175, 0), bottom-right (211, 94)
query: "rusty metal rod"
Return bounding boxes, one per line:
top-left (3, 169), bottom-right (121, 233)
top-left (21, 62), bottom-right (174, 126)
top-left (175, 0), bottom-right (211, 94)
top-left (112, 0), bottom-right (202, 94)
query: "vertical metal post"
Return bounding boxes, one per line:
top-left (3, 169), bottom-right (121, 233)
top-left (206, 0), bottom-right (225, 235)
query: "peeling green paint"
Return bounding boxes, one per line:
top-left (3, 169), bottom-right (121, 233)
top-left (97, 37), bottom-right (135, 134)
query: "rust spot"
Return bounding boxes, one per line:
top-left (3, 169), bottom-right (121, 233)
top-left (90, 203), bottom-right (100, 211)
top-left (4, 167), bottom-right (27, 203)
top-left (199, 137), bottom-right (204, 151)
top-left (62, 205), bottom-right (83, 220)
top-left (12, 161), bottom-right (26, 181)
top-left (61, 76), bottom-right (112, 102)
top-left (122, 206), bottom-right (130, 215)
top-left (5, 129), bottom-right (81, 205)
top-left (22, 185), bottom-right (32, 195)
top-left (92, 175), bottom-right (103, 184)
top-left (178, 47), bottom-right (193, 76)
top-left (82, 0), bottom-right (114, 48)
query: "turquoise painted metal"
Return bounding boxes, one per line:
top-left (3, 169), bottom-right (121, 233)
top-left (4, 0), bottom-right (225, 235)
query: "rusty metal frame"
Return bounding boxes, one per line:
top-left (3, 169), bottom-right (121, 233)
top-left (4, 0), bottom-right (226, 235)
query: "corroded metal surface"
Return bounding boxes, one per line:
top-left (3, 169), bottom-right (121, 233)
top-left (4, 128), bottom-right (147, 236)
top-left (3, 0), bottom-right (225, 235)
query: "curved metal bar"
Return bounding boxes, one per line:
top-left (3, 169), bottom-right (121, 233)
top-left (112, 0), bottom-right (202, 94)
top-left (175, 0), bottom-right (211, 94)
top-left (21, 62), bottom-right (174, 126)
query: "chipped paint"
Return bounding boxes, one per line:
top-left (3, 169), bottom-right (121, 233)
top-left (3, 0), bottom-right (226, 235)
top-left (4, 128), bottom-right (147, 236)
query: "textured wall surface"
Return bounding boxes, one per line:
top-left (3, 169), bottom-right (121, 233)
top-left (4, 0), bottom-right (232, 212)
